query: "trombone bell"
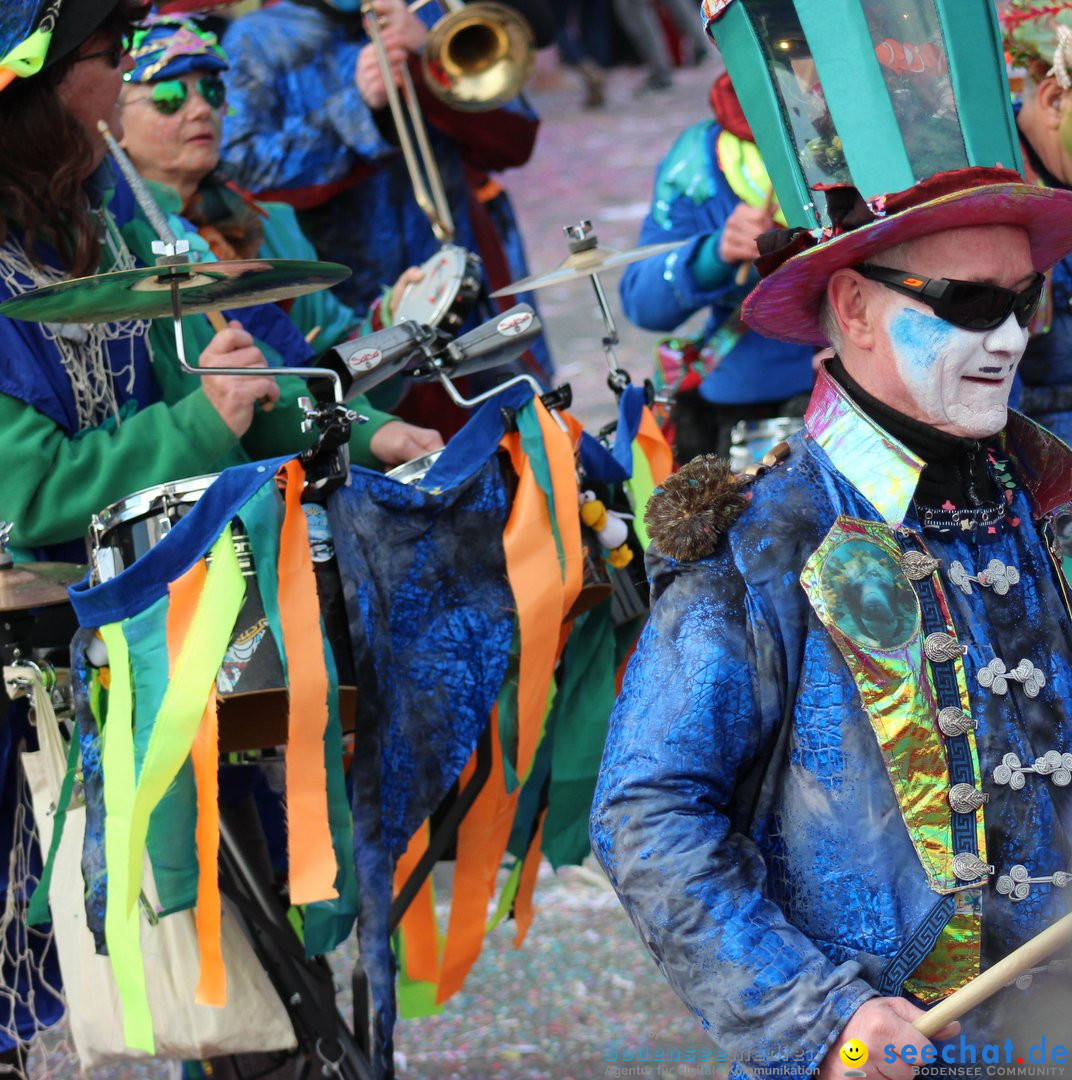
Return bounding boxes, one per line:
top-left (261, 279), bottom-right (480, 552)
top-left (422, 2), bottom-right (535, 112)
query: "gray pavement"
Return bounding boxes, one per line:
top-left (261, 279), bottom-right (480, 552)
top-left (25, 57), bottom-right (721, 1080)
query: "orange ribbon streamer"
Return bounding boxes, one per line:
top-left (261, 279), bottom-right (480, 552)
top-left (393, 821), bottom-right (439, 984)
top-left (278, 459), bottom-right (338, 905)
top-left (512, 808), bottom-right (546, 948)
top-left (500, 400), bottom-right (583, 784)
top-left (638, 405), bottom-right (673, 486)
top-left (167, 561), bottom-right (226, 1006)
top-left (435, 400), bottom-right (583, 1001)
top-left (435, 712), bottom-right (515, 1003)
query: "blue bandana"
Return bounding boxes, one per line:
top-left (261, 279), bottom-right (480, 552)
top-left (125, 13), bottom-right (226, 83)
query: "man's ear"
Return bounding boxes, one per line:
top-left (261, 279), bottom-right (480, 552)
top-left (1036, 75), bottom-right (1067, 126)
top-left (827, 269), bottom-right (877, 351)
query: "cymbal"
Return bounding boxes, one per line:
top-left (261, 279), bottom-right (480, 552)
top-left (0, 258), bottom-right (351, 325)
top-left (0, 563), bottom-right (85, 611)
top-left (489, 239), bottom-right (685, 297)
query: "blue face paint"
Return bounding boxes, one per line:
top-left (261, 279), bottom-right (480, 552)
top-left (888, 307), bottom-right (957, 371)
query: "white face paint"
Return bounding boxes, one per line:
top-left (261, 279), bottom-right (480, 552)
top-left (884, 305), bottom-right (1029, 438)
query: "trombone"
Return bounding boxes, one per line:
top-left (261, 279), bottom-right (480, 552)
top-left (362, 0), bottom-right (535, 243)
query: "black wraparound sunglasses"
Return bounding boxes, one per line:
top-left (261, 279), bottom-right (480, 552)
top-left (854, 264), bottom-right (1046, 332)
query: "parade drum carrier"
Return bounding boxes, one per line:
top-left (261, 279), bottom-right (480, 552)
top-left (394, 244), bottom-right (482, 334)
top-left (88, 475), bottom-right (355, 751)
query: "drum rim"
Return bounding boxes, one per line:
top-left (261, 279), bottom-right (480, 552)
top-left (393, 244), bottom-right (479, 327)
top-left (384, 448), bottom-right (445, 485)
top-left (93, 473), bottom-right (220, 532)
top-left (730, 416), bottom-right (805, 442)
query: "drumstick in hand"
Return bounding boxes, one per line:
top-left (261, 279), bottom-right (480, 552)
top-left (205, 310), bottom-right (275, 412)
top-left (913, 910), bottom-right (1072, 1037)
top-left (734, 187), bottom-right (777, 287)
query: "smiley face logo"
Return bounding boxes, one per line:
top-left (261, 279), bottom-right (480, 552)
top-left (840, 1040), bottom-right (869, 1073)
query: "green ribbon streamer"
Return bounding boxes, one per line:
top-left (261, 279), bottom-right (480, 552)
top-left (486, 858), bottom-right (524, 933)
top-left (125, 528), bottom-right (245, 915)
top-left (541, 606), bottom-right (618, 869)
top-left (100, 529), bottom-right (245, 1053)
top-left (393, 930), bottom-right (446, 1020)
top-left (100, 621), bottom-right (154, 1052)
top-left (625, 439), bottom-right (657, 550)
top-left (516, 401), bottom-right (566, 578)
top-left (127, 598), bottom-right (198, 915)
top-left (26, 712), bottom-right (83, 926)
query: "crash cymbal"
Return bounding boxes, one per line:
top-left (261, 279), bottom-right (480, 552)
top-left (0, 258), bottom-right (350, 325)
top-left (0, 563), bottom-right (85, 612)
top-left (489, 239), bottom-right (685, 297)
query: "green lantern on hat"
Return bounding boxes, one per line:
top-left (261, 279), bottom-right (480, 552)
top-left (701, 0), bottom-right (1023, 230)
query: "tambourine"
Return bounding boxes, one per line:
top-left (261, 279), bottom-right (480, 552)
top-left (394, 245), bottom-right (482, 334)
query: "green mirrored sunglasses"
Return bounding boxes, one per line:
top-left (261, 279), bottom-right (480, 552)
top-left (129, 75), bottom-right (227, 116)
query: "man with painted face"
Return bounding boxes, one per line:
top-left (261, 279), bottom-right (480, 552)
top-left (592, 163), bottom-right (1072, 1078)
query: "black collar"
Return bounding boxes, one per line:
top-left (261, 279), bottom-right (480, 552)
top-left (827, 356), bottom-right (1000, 510)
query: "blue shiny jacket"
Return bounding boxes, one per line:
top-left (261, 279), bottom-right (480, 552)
top-left (618, 120), bottom-right (813, 406)
top-left (592, 366), bottom-right (1072, 1074)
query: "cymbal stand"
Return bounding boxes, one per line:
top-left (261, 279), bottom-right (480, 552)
top-left (161, 264), bottom-right (360, 489)
top-left (563, 221), bottom-right (633, 396)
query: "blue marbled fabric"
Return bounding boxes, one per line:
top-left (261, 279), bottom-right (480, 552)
top-left (327, 395), bottom-right (518, 1077)
top-left (70, 629), bottom-right (108, 952)
top-left (592, 381), bottom-right (1072, 1076)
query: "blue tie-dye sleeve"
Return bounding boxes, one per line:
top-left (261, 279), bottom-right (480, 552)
top-left (590, 549), bottom-right (876, 1077)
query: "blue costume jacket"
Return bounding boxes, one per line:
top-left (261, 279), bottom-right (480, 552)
top-left (618, 119), bottom-right (813, 406)
top-left (1009, 117), bottom-right (1072, 444)
top-left (592, 365), bottom-right (1072, 1074)
top-left (220, 1), bottom-right (553, 381)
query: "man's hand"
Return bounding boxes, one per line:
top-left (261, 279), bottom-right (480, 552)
top-left (388, 265), bottom-right (425, 320)
top-left (369, 419), bottom-right (444, 466)
top-left (356, 34), bottom-right (408, 109)
top-left (718, 202), bottom-right (776, 265)
top-left (818, 998), bottom-right (960, 1080)
top-left (355, 0), bottom-right (428, 109)
top-left (370, 0), bottom-right (428, 53)
top-left (198, 321), bottom-right (280, 437)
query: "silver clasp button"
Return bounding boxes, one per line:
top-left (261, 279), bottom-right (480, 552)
top-left (996, 864), bottom-right (1071, 901)
top-left (948, 559), bottom-right (1020, 596)
top-left (977, 657), bottom-right (1046, 698)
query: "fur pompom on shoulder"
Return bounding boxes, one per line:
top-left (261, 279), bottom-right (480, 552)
top-left (644, 455), bottom-right (750, 562)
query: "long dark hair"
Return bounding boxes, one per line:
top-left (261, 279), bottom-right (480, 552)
top-left (0, 2), bottom-right (146, 278)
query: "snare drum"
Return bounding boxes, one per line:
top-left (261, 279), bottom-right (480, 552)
top-left (88, 476), bottom-right (355, 751)
top-left (393, 244), bottom-right (482, 334)
top-left (384, 449), bottom-right (445, 487)
top-left (729, 417), bottom-right (804, 473)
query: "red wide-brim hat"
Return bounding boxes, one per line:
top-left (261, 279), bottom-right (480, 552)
top-left (743, 167), bottom-right (1072, 347)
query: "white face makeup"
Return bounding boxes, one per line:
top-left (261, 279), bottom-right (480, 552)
top-left (883, 304), bottom-right (1028, 439)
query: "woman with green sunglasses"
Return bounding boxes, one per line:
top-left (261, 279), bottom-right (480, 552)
top-left (118, 14), bottom-right (442, 468)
